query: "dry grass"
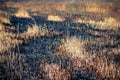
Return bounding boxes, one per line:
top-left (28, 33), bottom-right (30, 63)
top-left (70, 56), bottom-right (120, 79)
top-left (86, 7), bottom-right (108, 13)
top-left (47, 15), bottom-right (65, 22)
top-left (1, 2), bottom-right (120, 79)
top-left (57, 36), bottom-right (86, 59)
top-left (6, 2), bottom-right (67, 13)
top-left (75, 17), bottom-right (120, 30)
top-left (21, 25), bottom-right (49, 38)
top-left (56, 36), bottom-right (120, 79)
top-left (0, 11), bottom-right (10, 24)
top-left (40, 61), bottom-right (71, 80)
top-left (22, 25), bottom-right (39, 37)
top-left (0, 17), bottom-right (10, 24)
top-left (97, 17), bottom-right (120, 29)
top-left (84, 2), bottom-right (110, 13)
top-left (91, 57), bottom-right (120, 79)
top-left (0, 24), bottom-right (5, 31)
top-left (0, 31), bottom-right (22, 53)
top-left (15, 8), bottom-right (30, 18)
top-left (0, 24), bottom-right (49, 53)
top-left (66, 2), bottom-right (110, 14)
top-left (6, 2), bottom-right (120, 16)
top-left (0, 23), bottom-right (22, 53)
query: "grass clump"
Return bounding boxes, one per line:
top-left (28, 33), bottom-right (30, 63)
top-left (47, 15), bottom-right (65, 22)
top-left (0, 11), bottom-right (10, 24)
top-left (15, 8), bottom-right (30, 18)
top-left (22, 25), bottom-right (49, 38)
top-left (58, 36), bottom-right (86, 59)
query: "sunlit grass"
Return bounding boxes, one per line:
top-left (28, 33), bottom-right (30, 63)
top-left (47, 15), bottom-right (65, 22)
top-left (21, 25), bottom-right (49, 38)
top-left (0, 30), bottom-right (22, 53)
top-left (15, 8), bottom-right (30, 18)
top-left (57, 36), bottom-right (86, 58)
top-left (75, 17), bottom-right (120, 30)
top-left (0, 11), bottom-right (10, 24)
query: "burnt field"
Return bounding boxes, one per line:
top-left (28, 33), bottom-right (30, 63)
top-left (0, 1), bottom-right (120, 80)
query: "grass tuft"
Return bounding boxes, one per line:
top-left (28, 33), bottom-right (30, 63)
top-left (22, 25), bottom-right (49, 38)
top-left (47, 15), bottom-right (65, 22)
top-left (0, 11), bottom-right (10, 24)
top-left (58, 36), bottom-right (86, 59)
top-left (15, 8), bottom-right (30, 18)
